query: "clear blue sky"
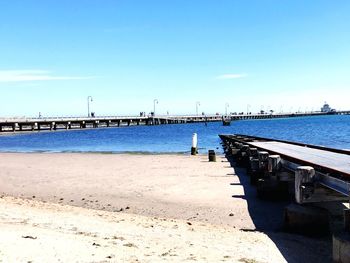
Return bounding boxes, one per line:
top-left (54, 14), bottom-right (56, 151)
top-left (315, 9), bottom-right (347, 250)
top-left (0, 0), bottom-right (349, 117)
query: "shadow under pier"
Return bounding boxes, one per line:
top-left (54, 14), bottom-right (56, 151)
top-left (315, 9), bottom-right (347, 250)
top-left (225, 155), bottom-right (332, 263)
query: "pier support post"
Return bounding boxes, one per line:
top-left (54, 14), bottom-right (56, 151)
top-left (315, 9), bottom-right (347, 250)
top-left (236, 145), bottom-right (249, 167)
top-left (246, 147), bottom-right (258, 175)
top-left (249, 148), bottom-right (258, 158)
top-left (258, 151), bottom-right (269, 171)
top-left (257, 154), bottom-right (289, 200)
top-left (248, 158), bottom-right (259, 176)
top-left (235, 142), bottom-right (243, 149)
top-left (227, 143), bottom-right (240, 158)
top-left (250, 151), bottom-right (269, 185)
top-left (295, 166), bottom-right (315, 204)
top-left (268, 155), bottom-right (281, 175)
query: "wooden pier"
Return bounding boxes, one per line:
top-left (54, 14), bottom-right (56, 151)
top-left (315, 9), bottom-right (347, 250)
top-left (0, 110), bottom-right (349, 133)
top-left (220, 134), bottom-right (350, 262)
top-left (220, 134), bottom-right (350, 200)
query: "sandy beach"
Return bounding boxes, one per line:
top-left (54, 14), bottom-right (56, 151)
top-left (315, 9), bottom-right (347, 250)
top-left (0, 153), bottom-right (331, 262)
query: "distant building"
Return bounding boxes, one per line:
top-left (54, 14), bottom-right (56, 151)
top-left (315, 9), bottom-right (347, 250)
top-left (321, 102), bottom-right (335, 113)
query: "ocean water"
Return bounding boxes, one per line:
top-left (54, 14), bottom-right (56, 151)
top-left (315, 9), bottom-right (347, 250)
top-left (0, 115), bottom-right (349, 154)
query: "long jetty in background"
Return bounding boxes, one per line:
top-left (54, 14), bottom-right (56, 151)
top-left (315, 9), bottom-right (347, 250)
top-left (0, 110), bottom-right (349, 133)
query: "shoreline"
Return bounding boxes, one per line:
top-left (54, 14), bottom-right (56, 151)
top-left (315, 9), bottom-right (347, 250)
top-left (0, 152), bottom-right (243, 227)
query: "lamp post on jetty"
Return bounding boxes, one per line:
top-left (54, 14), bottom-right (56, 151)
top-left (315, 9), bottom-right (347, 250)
top-left (87, 96), bottom-right (93, 117)
top-left (196, 101), bottom-right (200, 116)
top-left (225, 103), bottom-right (229, 116)
top-left (247, 104), bottom-right (251, 115)
top-left (153, 99), bottom-right (158, 116)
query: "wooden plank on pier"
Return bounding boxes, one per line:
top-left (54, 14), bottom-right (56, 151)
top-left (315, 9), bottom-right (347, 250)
top-left (249, 141), bottom-right (350, 176)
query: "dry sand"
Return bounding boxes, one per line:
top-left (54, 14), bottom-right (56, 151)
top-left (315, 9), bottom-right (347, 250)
top-left (0, 153), bottom-right (331, 262)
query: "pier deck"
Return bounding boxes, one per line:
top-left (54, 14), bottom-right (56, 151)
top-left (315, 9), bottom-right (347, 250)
top-left (249, 141), bottom-right (350, 177)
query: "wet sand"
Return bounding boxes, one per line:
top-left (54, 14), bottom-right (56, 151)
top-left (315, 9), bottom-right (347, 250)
top-left (0, 153), bottom-right (256, 228)
top-left (0, 153), bottom-right (331, 262)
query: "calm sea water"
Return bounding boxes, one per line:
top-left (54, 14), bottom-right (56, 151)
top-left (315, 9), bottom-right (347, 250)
top-left (0, 115), bottom-right (349, 153)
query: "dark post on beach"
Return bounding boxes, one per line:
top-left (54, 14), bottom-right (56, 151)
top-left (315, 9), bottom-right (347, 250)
top-left (208, 150), bottom-right (216, 162)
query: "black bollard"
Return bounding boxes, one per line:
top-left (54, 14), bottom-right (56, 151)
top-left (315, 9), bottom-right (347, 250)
top-left (208, 150), bottom-right (216, 162)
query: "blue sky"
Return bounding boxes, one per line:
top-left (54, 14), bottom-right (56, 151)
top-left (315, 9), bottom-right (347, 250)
top-left (0, 0), bottom-right (349, 117)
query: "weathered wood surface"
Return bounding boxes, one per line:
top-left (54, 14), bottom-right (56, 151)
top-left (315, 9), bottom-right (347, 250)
top-left (249, 141), bottom-right (350, 176)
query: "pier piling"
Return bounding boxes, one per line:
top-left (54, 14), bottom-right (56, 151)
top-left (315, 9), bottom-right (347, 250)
top-left (295, 166), bottom-right (315, 204)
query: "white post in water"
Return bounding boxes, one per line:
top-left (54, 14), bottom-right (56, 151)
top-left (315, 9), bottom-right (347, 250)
top-left (191, 133), bottom-right (198, 155)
